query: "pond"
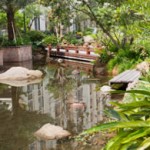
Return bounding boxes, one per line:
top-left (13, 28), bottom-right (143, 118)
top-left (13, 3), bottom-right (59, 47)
top-left (0, 60), bottom-right (111, 150)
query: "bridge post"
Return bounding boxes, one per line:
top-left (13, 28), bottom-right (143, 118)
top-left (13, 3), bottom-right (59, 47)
top-left (86, 47), bottom-right (90, 55)
top-left (48, 44), bottom-right (52, 57)
top-left (76, 46), bottom-right (79, 54)
top-left (57, 45), bottom-right (60, 52)
top-left (66, 46), bottom-right (69, 52)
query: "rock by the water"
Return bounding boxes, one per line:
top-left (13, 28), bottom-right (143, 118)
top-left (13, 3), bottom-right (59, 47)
top-left (136, 61), bottom-right (150, 74)
top-left (0, 67), bottom-right (43, 80)
top-left (100, 85), bottom-right (112, 92)
top-left (0, 78), bottom-right (42, 87)
top-left (83, 35), bottom-right (94, 43)
top-left (34, 123), bottom-right (71, 140)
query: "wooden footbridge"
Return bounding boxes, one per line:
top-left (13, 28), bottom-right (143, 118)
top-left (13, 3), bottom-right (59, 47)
top-left (46, 45), bottom-right (101, 62)
top-left (109, 69), bottom-right (141, 89)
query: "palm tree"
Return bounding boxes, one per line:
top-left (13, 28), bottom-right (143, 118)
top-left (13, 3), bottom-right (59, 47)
top-left (0, 0), bottom-right (35, 41)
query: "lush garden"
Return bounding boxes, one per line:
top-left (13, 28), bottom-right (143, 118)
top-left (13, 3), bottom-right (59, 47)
top-left (0, 0), bottom-right (149, 72)
top-left (77, 73), bottom-right (150, 149)
top-left (0, 0), bottom-right (150, 149)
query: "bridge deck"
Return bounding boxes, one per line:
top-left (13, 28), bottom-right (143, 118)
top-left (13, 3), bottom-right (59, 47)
top-left (109, 69), bottom-right (141, 85)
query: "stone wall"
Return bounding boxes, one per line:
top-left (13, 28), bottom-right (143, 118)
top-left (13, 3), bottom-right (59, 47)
top-left (1, 45), bottom-right (32, 62)
top-left (0, 50), bottom-right (3, 66)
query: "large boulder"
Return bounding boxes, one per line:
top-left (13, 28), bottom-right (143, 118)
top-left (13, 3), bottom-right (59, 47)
top-left (136, 61), bottom-right (150, 74)
top-left (0, 78), bottom-right (42, 87)
top-left (34, 123), bottom-right (71, 140)
top-left (0, 67), bottom-right (43, 80)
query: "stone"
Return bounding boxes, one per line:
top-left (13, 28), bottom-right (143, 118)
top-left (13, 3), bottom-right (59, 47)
top-left (100, 85), bottom-right (112, 92)
top-left (83, 35), bottom-right (94, 43)
top-left (0, 50), bottom-right (3, 66)
top-left (1, 45), bottom-right (32, 62)
top-left (136, 61), bottom-right (150, 74)
top-left (0, 67), bottom-right (43, 80)
top-left (34, 123), bottom-right (71, 140)
top-left (0, 78), bottom-right (42, 87)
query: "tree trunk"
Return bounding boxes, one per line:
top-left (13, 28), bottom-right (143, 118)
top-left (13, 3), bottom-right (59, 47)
top-left (7, 8), bottom-right (15, 41)
top-left (28, 17), bottom-right (36, 31)
top-left (11, 87), bottom-right (22, 116)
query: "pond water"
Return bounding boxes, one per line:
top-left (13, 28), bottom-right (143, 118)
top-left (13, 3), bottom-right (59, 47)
top-left (0, 60), bottom-right (111, 150)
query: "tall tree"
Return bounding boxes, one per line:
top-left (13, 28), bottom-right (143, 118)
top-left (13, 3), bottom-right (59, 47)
top-left (70, 0), bottom-right (149, 50)
top-left (40, 0), bottom-right (72, 39)
top-left (0, 0), bottom-right (36, 41)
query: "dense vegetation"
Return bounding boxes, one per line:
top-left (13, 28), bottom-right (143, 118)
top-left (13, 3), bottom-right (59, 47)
top-left (0, 0), bottom-right (149, 72)
top-left (77, 74), bottom-right (150, 150)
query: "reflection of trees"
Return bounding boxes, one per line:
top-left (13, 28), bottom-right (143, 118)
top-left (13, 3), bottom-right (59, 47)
top-left (0, 86), bottom-right (51, 150)
top-left (47, 65), bottom-right (76, 99)
top-left (0, 84), bottom-right (10, 95)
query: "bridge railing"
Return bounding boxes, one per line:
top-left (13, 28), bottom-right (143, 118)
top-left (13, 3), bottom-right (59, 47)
top-left (47, 45), bottom-right (102, 60)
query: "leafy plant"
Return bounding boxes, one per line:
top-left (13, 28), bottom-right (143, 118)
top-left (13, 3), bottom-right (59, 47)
top-left (41, 34), bottom-right (58, 46)
top-left (1, 37), bottom-right (31, 47)
top-left (79, 83), bottom-right (150, 150)
top-left (26, 30), bottom-right (46, 44)
top-left (63, 32), bottom-right (83, 45)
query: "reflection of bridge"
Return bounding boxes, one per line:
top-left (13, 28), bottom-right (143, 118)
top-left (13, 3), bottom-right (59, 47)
top-left (63, 60), bottom-right (94, 73)
top-left (47, 45), bottom-right (101, 62)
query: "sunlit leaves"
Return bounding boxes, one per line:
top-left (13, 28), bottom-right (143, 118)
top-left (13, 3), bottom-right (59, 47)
top-left (80, 78), bottom-right (150, 149)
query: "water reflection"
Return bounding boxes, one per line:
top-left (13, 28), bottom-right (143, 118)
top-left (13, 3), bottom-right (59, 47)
top-left (0, 61), bottom-right (110, 150)
top-left (0, 86), bottom-right (51, 150)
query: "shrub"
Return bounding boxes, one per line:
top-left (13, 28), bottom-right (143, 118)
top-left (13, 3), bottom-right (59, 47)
top-left (0, 37), bottom-right (31, 47)
top-left (83, 27), bottom-right (94, 36)
top-left (80, 83), bottom-right (150, 150)
top-left (41, 34), bottom-right (58, 46)
top-left (26, 30), bottom-right (46, 43)
top-left (63, 32), bottom-right (83, 45)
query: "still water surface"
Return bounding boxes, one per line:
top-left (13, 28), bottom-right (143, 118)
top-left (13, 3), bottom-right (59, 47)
top-left (0, 60), bottom-right (110, 150)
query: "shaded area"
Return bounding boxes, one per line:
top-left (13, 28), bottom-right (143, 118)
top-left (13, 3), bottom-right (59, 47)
top-left (0, 61), bottom-right (111, 150)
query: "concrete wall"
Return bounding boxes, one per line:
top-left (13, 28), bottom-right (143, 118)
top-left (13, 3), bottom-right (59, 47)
top-left (1, 45), bottom-right (32, 62)
top-left (0, 50), bottom-right (3, 66)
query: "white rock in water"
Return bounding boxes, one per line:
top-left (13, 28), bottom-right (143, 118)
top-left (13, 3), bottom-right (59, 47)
top-left (136, 61), bottom-right (150, 74)
top-left (34, 123), bottom-right (71, 140)
top-left (100, 85), bottom-right (112, 92)
top-left (0, 78), bottom-right (42, 87)
top-left (0, 67), bottom-right (43, 80)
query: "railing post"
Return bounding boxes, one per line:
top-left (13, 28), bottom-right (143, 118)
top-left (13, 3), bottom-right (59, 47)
top-left (66, 46), bottom-right (69, 52)
top-left (57, 45), bottom-right (60, 52)
top-left (86, 47), bottom-right (90, 55)
top-left (76, 46), bottom-right (79, 54)
top-left (48, 44), bottom-right (51, 57)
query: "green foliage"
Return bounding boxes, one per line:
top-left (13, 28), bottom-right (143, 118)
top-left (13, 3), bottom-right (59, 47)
top-left (0, 12), bottom-right (6, 29)
top-left (41, 34), bottom-right (58, 46)
top-left (98, 50), bottom-right (111, 63)
top-left (63, 32), bottom-right (83, 45)
top-left (26, 30), bottom-right (46, 44)
top-left (0, 36), bottom-right (31, 47)
top-left (83, 28), bottom-right (94, 36)
top-left (80, 79), bottom-right (150, 150)
top-left (0, 0), bottom-right (36, 41)
top-left (107, 46), bottom-right (148, 73)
